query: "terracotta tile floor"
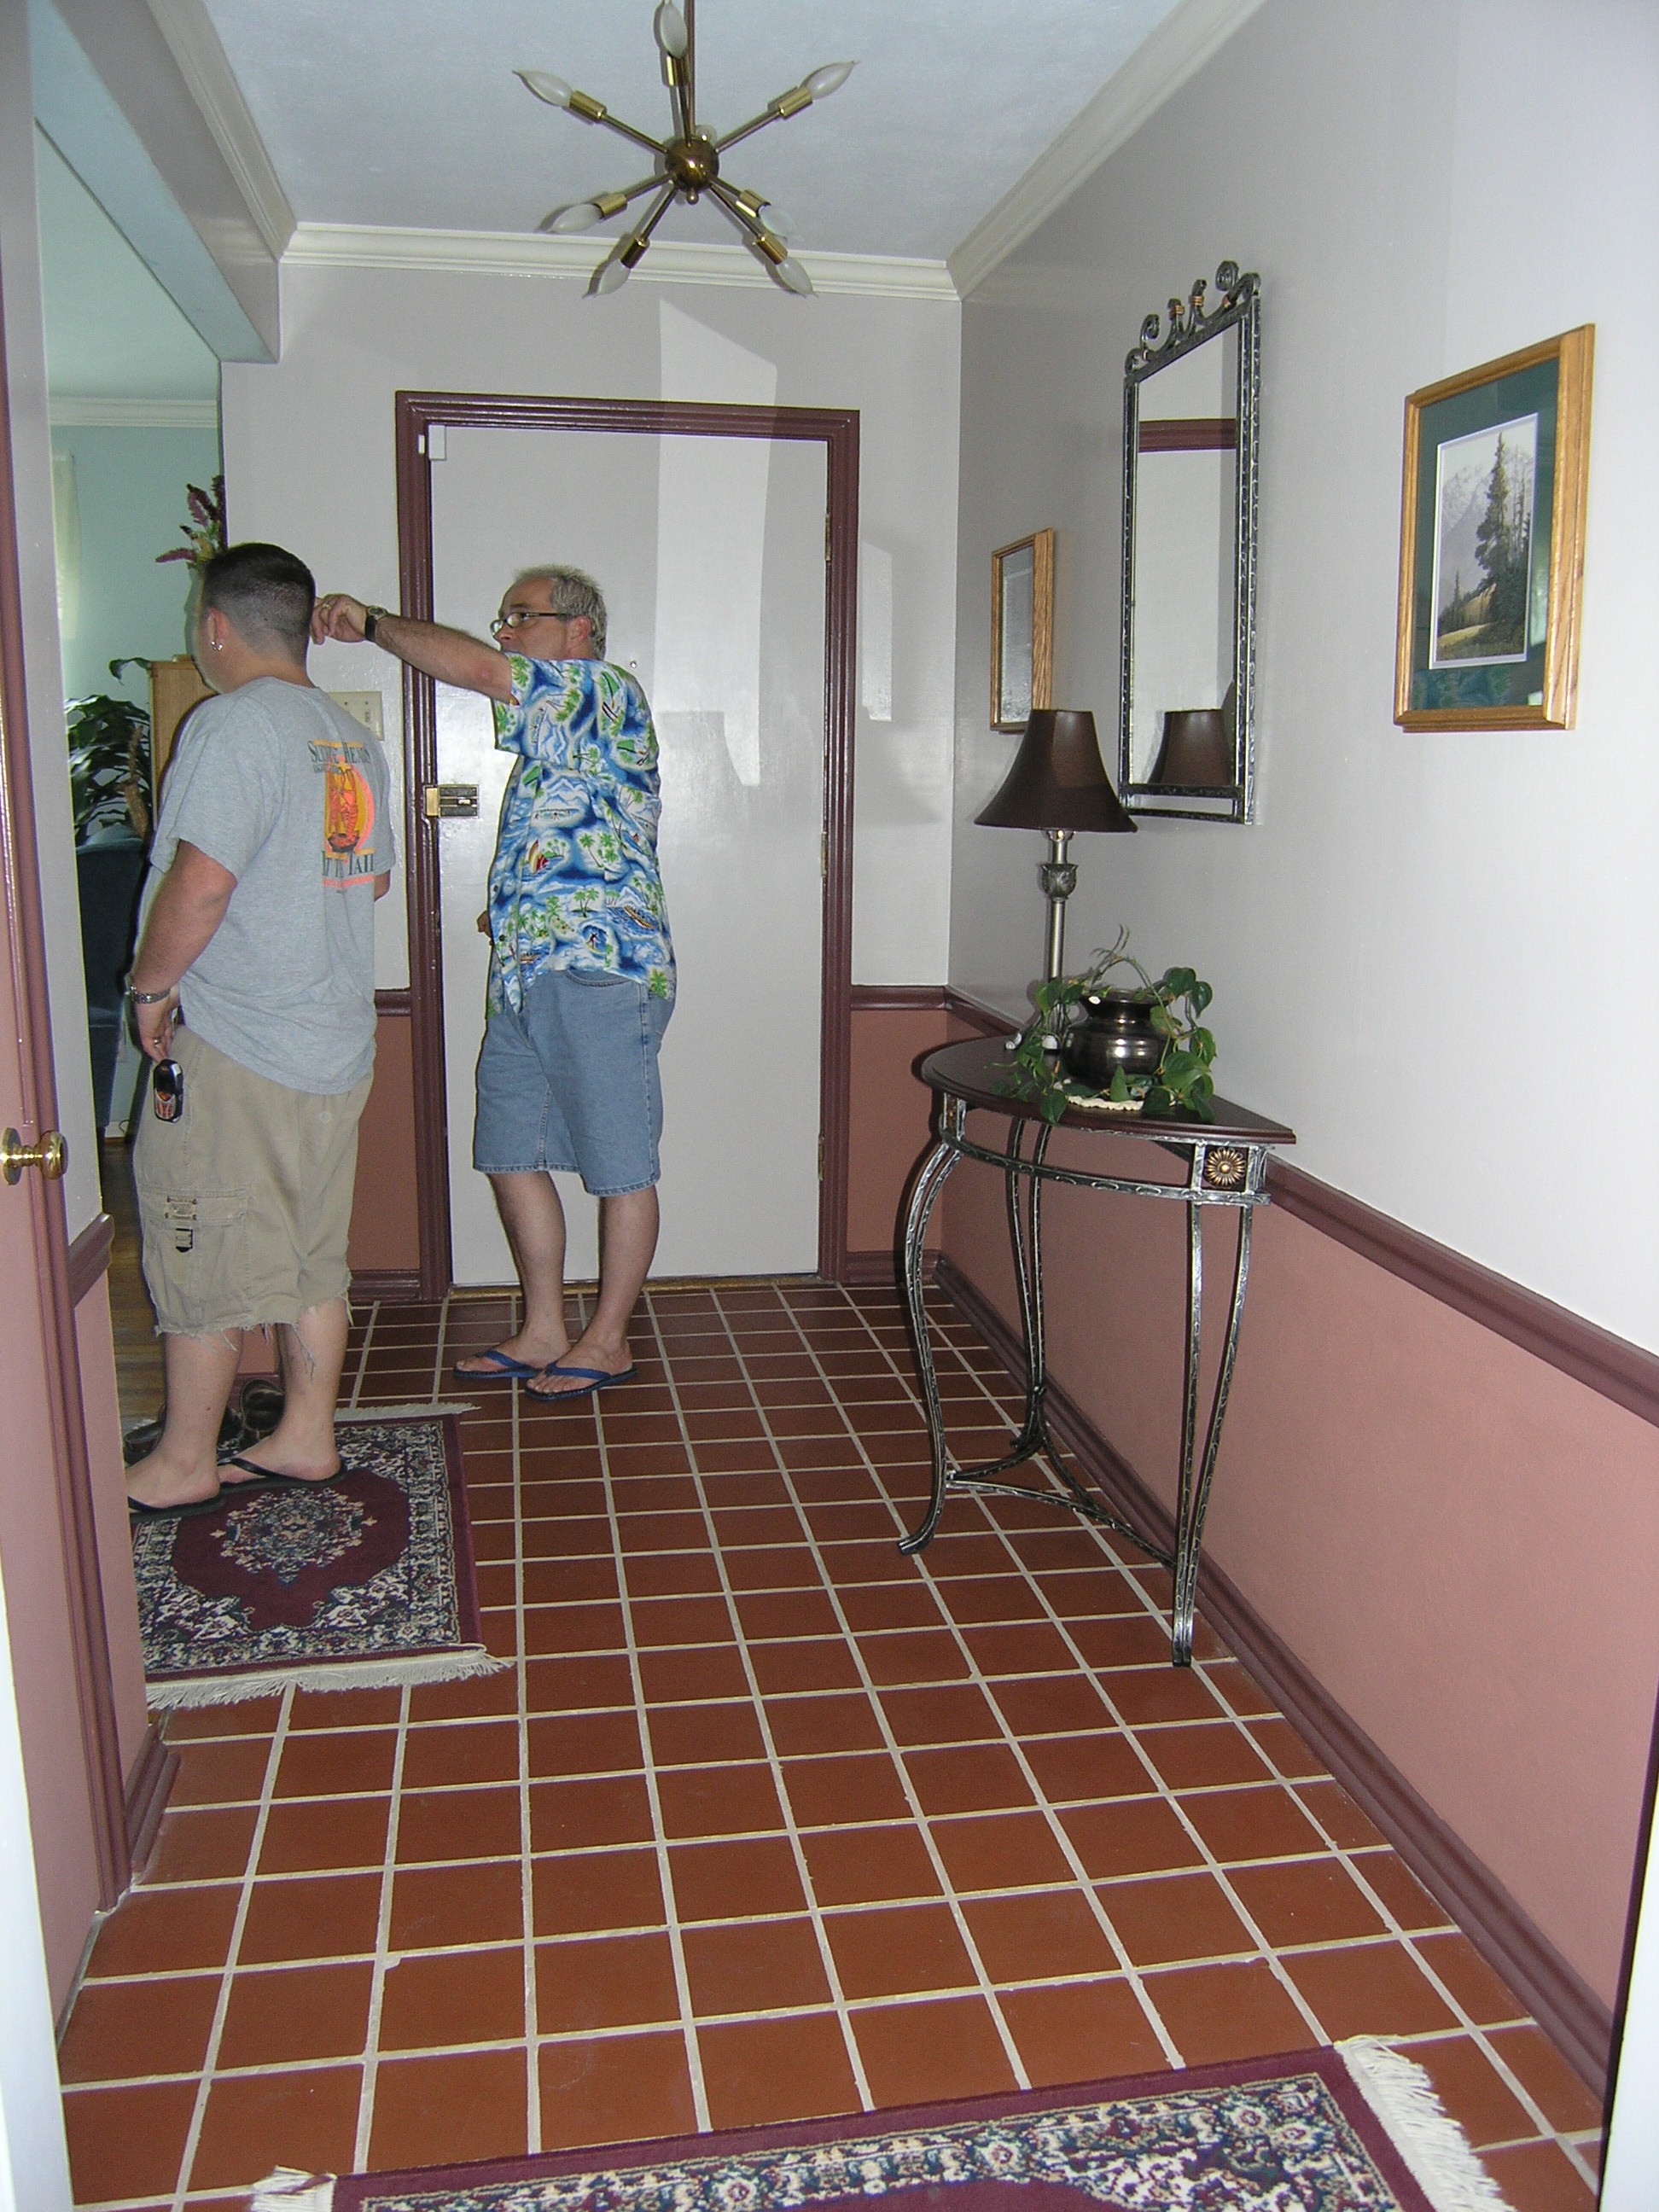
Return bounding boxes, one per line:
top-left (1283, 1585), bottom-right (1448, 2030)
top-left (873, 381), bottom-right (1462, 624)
top-left (65, 1280), bottom-right (1602, 2209)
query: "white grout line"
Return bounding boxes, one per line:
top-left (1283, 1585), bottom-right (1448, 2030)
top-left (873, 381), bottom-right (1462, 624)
top-left (1197, 1663), bottom-right (1598, 2190)
top-left (350, 1681), bottom-right (412, 2169)
top-left (711, 1285), bottom-right (1033, 2093)
top-left (857, 1283), bottom-right (1598, 2181)
top-left (165, 1688), bottom-right (295, 2212)
top-left (644, 1289), bottom-right (875, 2111)
top-left (508, 1285), bottom-right (543, 2153)
top-left (591, 1294), bottom-right (711, 2131)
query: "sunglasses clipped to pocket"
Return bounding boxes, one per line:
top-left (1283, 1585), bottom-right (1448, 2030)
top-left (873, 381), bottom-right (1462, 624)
top-left (152, 1059), bottom-right (184, 1122)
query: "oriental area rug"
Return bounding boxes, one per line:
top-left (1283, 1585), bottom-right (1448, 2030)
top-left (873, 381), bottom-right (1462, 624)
top-left (253, 2043), bottom-right (1510, 2212)
top-left (131, 1413), bottom-right (504, 1707)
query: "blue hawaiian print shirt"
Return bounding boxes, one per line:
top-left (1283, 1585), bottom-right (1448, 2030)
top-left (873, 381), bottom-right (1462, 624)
top-left (486, 655), bottom-right (674, 1014)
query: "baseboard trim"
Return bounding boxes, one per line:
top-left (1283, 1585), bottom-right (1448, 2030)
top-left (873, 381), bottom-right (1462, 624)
top-left (122, 1720), bottom-right (178, 1877)
top-left (932, 1249), bottom-right (1612, 2095)
top-left (844, 1247), bottom-right (939, 1289)
top-left (67, 1212), bottom-right (114, 1307)
top-left (1268, 1159), bottom-right (1659, 1431)
top-left (352, 1267), bottom-right (423, 1302)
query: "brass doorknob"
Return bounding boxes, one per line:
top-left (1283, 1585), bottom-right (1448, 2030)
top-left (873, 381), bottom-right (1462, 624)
top-left (2, 1127), bottom-right (67, 1185)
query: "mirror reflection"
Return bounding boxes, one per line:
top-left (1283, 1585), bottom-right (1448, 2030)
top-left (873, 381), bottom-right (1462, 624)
top-left (1119, 263), bottom-right (1259, 822)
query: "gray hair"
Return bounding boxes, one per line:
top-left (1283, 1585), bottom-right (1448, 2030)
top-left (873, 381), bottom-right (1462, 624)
top-left (512, 564), bottom-right (608, 657)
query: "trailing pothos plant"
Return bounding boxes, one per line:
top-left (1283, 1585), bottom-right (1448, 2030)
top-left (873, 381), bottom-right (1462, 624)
top-left (1003, 926), bottom-right (1218, 1123)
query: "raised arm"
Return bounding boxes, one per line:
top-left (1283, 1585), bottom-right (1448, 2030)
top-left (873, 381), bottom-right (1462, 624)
top-left (312, 593), bottom-right (514, 701)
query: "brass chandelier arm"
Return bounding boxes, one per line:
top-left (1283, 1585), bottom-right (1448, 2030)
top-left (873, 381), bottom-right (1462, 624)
top-left (625, 182), bottom-right (680, 263)
top-left (584, 108), bottom-right (670, 158)
top-left (712, 85), bottom-right (812, 157)
top-left (707, 177), bottom-right (767, 242)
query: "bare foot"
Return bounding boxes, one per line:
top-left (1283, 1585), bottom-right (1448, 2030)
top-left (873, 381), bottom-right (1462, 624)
top-left (127, 1447), bottom-right (220, 1513)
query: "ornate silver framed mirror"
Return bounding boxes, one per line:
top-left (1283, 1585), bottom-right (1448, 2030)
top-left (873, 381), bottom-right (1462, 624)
top-left (1119, 261), bottom-right (1260, 822)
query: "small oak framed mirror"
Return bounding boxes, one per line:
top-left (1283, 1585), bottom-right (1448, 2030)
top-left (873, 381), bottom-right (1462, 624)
top-left (1119, 261), bottom-right (1260, 822)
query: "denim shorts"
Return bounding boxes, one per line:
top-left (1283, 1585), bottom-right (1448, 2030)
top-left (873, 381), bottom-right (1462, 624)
top-left (473, 964), bottom-right (673, 1196)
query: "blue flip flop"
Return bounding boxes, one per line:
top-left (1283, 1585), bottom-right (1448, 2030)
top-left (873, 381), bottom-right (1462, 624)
top-left (527, 1361), bottom-right (638, 1400)
top-left (453, 1348), bottom-right (542, 1383)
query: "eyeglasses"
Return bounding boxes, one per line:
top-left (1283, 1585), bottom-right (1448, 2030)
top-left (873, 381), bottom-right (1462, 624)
top-left (490, 607), bottom-right (573, 634)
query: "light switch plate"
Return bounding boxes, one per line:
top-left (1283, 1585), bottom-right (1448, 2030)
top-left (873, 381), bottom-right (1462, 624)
top-left (327, 690), bottom-right (384, 738)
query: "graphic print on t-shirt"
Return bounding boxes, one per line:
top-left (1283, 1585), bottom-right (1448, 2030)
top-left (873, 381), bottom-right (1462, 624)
top-left (311, 734), bottom-right (380, 888)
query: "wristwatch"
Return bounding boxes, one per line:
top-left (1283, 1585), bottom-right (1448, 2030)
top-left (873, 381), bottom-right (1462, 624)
top-left (125, 983), bottom-right (173, 1004)
top-left (362, 604), bottom-right (391, 643)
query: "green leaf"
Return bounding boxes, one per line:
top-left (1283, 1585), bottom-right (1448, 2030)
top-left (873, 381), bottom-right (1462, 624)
top-left (1041, 1091), bottom-right (1068, 1124)
top-left (1161, 966), bottom-right (1196, 998)
top-left (1190, 979), bottom-right (1213, 1016)
top-left (1108, 1067), bottom-right (1131, 1101)
top-left (1143, 1085), bottom-right (1173, 1115)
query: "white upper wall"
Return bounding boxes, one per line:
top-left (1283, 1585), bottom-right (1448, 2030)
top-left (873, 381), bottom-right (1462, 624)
top-left (222, 259), bottom-right (961, 989)
top-left (951, 0), bottom-right (1659, 1348)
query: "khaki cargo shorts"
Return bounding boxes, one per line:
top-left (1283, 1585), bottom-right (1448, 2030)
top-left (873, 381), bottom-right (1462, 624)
top-left (133, 1025), bottom-right (371, 1337)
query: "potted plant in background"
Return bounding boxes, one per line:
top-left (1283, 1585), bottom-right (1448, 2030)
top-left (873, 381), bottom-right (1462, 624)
top-left (1004, 926), bottom-right (1218, 1123)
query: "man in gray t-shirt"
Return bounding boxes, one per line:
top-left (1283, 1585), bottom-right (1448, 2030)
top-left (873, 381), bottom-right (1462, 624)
top-left (125, 543), bottom-right (394, 1519)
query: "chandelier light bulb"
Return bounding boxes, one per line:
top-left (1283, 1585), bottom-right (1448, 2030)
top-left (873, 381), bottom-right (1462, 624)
top-left (653, 3), bottom-right (690, 59)
top-left (542, 201), bottom-right (603, 235)
top-left (773, 254), bottom-right (814, 296)
top-left (515, 68), bottom-right (574, 108)
top-left (803, 61), bottom-right (856, 100)
top-left (760, 202), bottom-right (797, 242)
top-left (591, 254), bottom-right (632, 295)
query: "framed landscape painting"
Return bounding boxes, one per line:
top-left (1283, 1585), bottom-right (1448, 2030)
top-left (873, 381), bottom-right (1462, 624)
top-left (1394, 325), bottom-right (1593, 730)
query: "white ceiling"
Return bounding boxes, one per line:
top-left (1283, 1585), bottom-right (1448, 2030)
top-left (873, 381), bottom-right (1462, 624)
top-left (198, 0), bottom-right (1184, 259)
top-left (34, 127), bottom-right (219, 405)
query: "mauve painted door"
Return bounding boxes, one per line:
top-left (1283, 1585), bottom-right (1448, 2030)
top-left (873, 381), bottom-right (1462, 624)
top-left (428, 424), bottom-right (828, 1286)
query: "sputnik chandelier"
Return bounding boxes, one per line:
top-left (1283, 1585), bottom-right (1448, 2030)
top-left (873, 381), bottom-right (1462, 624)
top-left (515, 0), bottom-right (854, 297)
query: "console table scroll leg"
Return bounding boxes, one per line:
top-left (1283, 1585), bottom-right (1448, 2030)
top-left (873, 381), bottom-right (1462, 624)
top-left (899, 1135), bottom-right (963, 1555)
top-left (1170, 1161), bottom-right (1206, 1665)
top-left (1171, 1195), bottom-right (1256, 1664)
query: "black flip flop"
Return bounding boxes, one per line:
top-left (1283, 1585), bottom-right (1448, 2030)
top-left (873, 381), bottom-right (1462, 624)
top-left (218, 1455), bottom-right (352, 1496)
top-left (128, 1489), bottom-right (230, 1521)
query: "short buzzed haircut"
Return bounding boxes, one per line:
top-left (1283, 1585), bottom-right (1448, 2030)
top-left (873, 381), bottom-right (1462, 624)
top-left (514, 564), bottom-right (608, 657)
top-left (199, 542), bottom-right (316, 661)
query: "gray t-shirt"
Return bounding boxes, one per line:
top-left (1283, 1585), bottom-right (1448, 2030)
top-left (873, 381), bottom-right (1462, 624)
top-left (142, 677), bottom-right (395, 1093)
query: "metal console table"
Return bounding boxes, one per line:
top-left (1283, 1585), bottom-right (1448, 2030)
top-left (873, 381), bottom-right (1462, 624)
top-left (899, 1037), bottom-right (1295, 1665)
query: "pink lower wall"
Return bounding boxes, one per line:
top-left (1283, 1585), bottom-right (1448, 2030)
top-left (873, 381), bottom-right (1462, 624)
top-left (847, 1003), bottom-right (955, 1260)
top-left (939, 1118), bottom-right (1659, 2010)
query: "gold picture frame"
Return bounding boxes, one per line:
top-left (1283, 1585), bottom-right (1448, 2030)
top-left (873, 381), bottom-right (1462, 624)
top-left (1394, 325), bottom-right (1593, 731)
top-left (991, 527), bottom-right (1054, 731)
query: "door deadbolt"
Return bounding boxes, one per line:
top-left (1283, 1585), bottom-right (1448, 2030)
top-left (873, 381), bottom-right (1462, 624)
top-left (422, 783), bottom-right (480, 820)
top-left (2, 1127), bottom-right (67, 1185)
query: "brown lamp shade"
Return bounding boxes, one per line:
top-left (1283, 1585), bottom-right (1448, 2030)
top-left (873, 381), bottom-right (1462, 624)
top-left (975, 708), bottom-right (1137, 834)
top-left (1149, 707), bottom-right (1232, 789)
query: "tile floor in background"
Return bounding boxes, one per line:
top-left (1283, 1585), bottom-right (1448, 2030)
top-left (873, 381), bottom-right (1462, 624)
top-left (65, 1281), bottom-right (1601, 2210)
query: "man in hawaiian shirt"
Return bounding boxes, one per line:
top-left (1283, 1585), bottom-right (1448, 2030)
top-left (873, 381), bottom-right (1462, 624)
top-left (313, 567), bottom-right (672, 1400)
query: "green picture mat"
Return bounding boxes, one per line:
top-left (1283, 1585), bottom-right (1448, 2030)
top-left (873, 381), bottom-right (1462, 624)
top-left (1409, 354), bottom-right (1559, 713)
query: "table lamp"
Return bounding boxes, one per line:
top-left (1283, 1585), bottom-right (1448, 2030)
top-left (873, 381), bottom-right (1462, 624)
top-left (975, 708), bottom-right (1136, 982)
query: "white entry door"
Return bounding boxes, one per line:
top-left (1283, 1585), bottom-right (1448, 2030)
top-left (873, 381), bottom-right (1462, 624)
top-left (428, 427), bottom-right (828, 1284)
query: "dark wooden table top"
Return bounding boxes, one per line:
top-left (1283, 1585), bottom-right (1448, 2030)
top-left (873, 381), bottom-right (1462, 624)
top-left (917, 1037), bottom-right (1297, 1148)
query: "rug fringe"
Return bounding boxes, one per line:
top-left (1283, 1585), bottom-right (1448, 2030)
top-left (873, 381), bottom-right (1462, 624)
top-left (249, 2168), bottom-right (335, 2212)
top-left (147, 1647), bottom-right (508, 1708)
top-left (337, 1400), bottom-right (477, 1421)
top-left (1337, 2037), bottom-right (1512, 2210)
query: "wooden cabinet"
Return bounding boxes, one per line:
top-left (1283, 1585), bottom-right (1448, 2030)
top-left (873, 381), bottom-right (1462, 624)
top-left (148, 655), bottom-right (212, 793)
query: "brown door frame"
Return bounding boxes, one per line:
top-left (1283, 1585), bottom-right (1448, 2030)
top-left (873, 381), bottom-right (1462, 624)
top-left (0, 276), bottom-right (128, 1905)
top-left (393, 392), bottom-right (859, 1295)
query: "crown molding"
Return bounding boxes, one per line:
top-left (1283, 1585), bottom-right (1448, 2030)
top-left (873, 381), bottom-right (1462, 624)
top-left (49, 395), bottom-right (219, 428)
top-left (283, 224), bottom-right (958, 303)
top-left (143, 0), bottom-right (295, 261)
top-left (947, 0), bottom-right (1267, 298)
